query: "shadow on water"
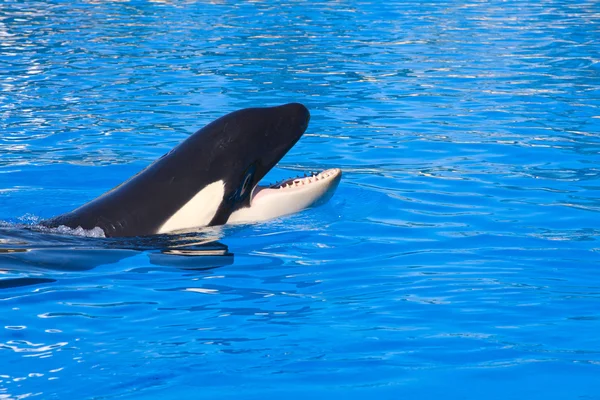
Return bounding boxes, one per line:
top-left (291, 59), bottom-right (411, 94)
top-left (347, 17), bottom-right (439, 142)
top-left (0, 224), bottom-right (234, 289)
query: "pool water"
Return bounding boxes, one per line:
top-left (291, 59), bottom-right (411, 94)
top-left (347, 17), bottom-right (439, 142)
top-left (1, 0), bottom-right (600, 398)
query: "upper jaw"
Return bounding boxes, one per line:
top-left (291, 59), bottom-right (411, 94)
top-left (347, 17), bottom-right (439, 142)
top-left (226, 168), bottom-right (342, 224)
top-left (246, 103), bottom-right (310, 196)
top-left (266, 168), bottom-right (341, 190)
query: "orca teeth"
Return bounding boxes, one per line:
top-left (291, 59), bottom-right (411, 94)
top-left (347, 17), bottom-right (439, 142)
top-left (270, 169), bottom-right (337, 189)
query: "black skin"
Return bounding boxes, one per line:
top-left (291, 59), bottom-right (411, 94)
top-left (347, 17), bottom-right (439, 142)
top-left (42, 103), bottom-right (310, 237)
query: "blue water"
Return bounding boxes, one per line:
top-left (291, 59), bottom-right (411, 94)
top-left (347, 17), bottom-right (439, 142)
top-left (1, 0), bottom-right (600, 398)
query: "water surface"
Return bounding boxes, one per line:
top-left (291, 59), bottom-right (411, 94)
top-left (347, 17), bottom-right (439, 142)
top-left (1, 0), bottom-right (600, 398)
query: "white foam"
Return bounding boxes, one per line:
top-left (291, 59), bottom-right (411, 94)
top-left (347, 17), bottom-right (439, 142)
top-left (1, 217), bottom-right (107, 238)
top-left (46, 225), bottom-right (107, 238)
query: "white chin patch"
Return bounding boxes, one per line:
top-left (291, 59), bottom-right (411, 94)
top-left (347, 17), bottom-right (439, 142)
top-left (158, 180), bottom-right (225, 234)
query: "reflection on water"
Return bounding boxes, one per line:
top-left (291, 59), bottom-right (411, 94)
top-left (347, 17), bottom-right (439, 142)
top-left (0, 225), bottom-right (233, 288)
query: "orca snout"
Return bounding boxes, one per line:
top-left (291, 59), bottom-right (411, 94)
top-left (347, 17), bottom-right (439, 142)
top-left (276, 102), bottom-right (310, 138)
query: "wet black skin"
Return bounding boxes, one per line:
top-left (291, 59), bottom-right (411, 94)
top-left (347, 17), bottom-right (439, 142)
top-left (42, 103), bottom-right (310, 237)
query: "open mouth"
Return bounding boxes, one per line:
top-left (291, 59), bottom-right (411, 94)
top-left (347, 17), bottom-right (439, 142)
top-left (269, 168), bottom-right (342, 190)
top-left (252, 168), bottom-right (342, 202)
top-left (227, 168), bottom-right (342, 224)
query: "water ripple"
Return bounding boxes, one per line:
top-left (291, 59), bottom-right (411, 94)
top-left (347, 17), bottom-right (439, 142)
top-left (1, 0), bottom-right (600, 399)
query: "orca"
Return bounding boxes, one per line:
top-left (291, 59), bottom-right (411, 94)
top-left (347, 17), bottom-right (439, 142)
top-left (41, 103), bottom-right (341, 237)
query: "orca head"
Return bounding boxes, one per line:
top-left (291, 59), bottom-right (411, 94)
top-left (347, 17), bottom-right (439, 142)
top-left (214, 103), bottom-right (310, 219)
top-left (158, 103), bottom-right (313, 232)
top-left (219, 103), bottom-right (343, 226)
top-left (165, 101), bottom-right (342, 229)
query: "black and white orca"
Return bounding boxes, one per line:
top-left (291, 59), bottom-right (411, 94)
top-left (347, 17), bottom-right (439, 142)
top-left (42, 103), bottom-right (341, 237)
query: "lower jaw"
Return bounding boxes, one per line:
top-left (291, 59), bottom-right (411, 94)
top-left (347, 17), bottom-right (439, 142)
top-left (226, 168), bottom-right (342, 225)
top-left (252, 168), bottom-right (341, 202)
